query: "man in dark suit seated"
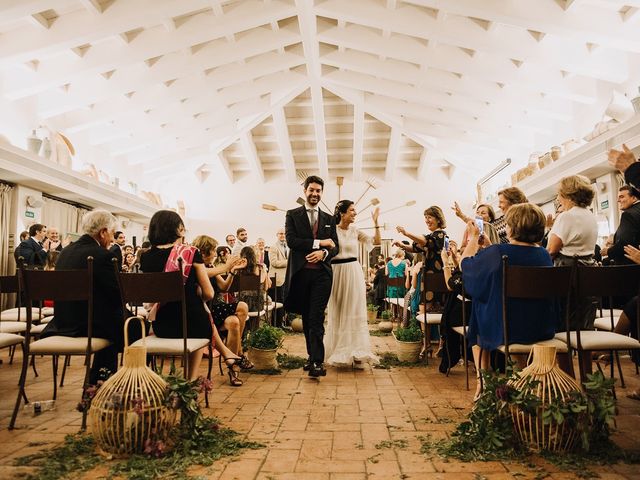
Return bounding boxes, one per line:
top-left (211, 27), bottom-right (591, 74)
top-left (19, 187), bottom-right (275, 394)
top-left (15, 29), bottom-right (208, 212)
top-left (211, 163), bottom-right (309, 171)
top-left (40, 210), bottom-right (129, 383)
top-left (602, 185), bottom-right (640, 265)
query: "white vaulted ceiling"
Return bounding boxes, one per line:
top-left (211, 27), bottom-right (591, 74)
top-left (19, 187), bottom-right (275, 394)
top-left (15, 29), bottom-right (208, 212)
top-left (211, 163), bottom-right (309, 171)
top-left (1, 0), bottom-right (639, 184)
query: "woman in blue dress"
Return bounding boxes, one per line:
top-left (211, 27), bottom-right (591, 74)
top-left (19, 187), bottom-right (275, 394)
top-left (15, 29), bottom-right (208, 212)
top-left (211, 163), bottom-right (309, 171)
top-left (461, 203), bottom-right (557, 400)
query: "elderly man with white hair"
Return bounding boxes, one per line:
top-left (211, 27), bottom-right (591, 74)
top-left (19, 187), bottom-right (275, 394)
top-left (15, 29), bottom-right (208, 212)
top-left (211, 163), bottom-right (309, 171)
top-left (40, 209), bottom-right (132, 383)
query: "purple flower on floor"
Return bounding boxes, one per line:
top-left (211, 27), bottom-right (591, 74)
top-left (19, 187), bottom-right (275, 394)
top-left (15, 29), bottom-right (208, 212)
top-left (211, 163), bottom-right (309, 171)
top-left (198, 376), bottom-right (213, 394)
top-left (495, 384), bottom-right (511, 401)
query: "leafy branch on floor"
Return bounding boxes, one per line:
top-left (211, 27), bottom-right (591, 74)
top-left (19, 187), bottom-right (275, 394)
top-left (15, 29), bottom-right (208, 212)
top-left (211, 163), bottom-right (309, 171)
top-left (374, 351), bottom-right (423, 369)
top-left (16, 367), bottom-right (264, 480)
top-left (276, 353), bottom-right (307, 369)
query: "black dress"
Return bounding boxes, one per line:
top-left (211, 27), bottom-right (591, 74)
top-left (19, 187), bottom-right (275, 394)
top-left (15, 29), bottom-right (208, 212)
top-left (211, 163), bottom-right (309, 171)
top-left (209, 274), bottom-right (238, 329)
top-left (140, 247), bottom-right (211, 339)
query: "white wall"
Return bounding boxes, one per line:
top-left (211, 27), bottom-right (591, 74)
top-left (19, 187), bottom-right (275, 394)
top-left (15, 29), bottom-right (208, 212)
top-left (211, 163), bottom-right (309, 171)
top-left (152, 159), bottom-right (477, 247)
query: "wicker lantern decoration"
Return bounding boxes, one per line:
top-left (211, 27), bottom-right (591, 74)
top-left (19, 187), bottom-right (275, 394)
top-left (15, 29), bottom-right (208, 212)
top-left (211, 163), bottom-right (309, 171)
top-left (89, 317), bottom-right (176, 456)
top-left (508, 345), bottom-right (582, 453)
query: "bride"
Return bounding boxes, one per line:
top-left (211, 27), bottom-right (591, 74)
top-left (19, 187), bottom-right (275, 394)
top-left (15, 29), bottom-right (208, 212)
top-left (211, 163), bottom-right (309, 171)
top-left (324, 200), bottom-right (381, 368)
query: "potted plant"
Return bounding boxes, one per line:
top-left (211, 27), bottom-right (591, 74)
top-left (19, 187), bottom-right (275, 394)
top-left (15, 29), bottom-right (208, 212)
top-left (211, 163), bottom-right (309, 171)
top-left (378, 310), bottom-right (394, 333)
top-left (392, 319), bottom-right (423, 362)
top-left (246, 323), bottom-right (285, 370)
top-left (367, 304), bottom-right (378, 323)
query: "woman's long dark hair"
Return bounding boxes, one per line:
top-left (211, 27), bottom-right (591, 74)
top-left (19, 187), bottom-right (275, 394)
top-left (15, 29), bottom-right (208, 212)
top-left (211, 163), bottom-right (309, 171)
top-left (239, 246), bottom-right (257, 273)
top-left (334, 199), bottom-right (354, 222)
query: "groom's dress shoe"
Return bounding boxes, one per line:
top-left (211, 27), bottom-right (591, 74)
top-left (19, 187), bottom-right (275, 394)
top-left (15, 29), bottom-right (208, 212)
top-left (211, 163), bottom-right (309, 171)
top-left (308, 363), bottom-right (327, 378)
top-left (303, 358), bottom-right (312, 371)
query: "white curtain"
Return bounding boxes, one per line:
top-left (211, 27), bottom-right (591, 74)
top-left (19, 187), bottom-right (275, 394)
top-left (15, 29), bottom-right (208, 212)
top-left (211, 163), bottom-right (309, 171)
top-left (1, 183), bottom-right (16, 310)
top-left (41, 197), bottom-right (89, 240)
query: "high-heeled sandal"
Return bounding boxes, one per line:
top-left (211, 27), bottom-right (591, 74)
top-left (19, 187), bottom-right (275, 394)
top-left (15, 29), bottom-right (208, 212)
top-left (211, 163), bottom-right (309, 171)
top-left (238, 355), bottom-right (254, 370)
top-left (227, 367), bottom-right (243, 387)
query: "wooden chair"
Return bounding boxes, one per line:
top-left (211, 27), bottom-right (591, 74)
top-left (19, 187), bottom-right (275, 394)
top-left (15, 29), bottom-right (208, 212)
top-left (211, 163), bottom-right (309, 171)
top-left (10, 257), bottom-right (111, 430)
top-left (555, 264), bottom-right (640, 385)
top-left (452, 282), bottom-right (470, 390)
top-left (267, 273), bottom-right (284, 326)
top-left (416, 271), bottom-right (448, 363)
top-left (230, 272), bottom-right (266, 331)
top-left (116, 266), bottom-right (213, 406)
top-left (500, 257), bottom-right (572, 363)
top-left (385, 276), bottom-right (406, 320)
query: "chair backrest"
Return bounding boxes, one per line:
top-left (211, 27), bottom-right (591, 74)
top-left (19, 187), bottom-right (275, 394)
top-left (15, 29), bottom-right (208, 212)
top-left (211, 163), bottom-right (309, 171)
top-left (117, 270), bottom-right (186, 305)
top-left (422, 271), bottom-right (448, 295)
top-left (0, 275), bottom-right (20, 322)
top-left (386, 276), bottom-right (405, 288)
top-left (230, 272), bottom-right (262, 293)
top-left (20, 258), bottom-right (94, 340)
top-left (0, 275), bottom-right (18, 294)
top-left (575, 264), bottom-right (640, 298)
top-left (501, 256), bottom-right (573, 358)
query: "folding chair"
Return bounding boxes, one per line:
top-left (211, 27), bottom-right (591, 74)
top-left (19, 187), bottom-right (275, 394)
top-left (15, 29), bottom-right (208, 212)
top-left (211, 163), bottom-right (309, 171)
top-left (556, 264), bottom-right (640, 385)
top-left (416, 271), bottom-right (448, 364)
top-left (500, 258), bottom-right (572, 365)
top-left (116, 265), bottom-right (213, 407)
top-left (10, 257), bottom-right (111, 430)
top-left (267, 273), bottom-right (284, 326)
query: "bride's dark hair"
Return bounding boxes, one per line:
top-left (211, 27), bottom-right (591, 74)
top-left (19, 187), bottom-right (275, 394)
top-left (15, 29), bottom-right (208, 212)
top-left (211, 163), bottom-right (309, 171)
top-left (334, 199), bottom-right (354, 222)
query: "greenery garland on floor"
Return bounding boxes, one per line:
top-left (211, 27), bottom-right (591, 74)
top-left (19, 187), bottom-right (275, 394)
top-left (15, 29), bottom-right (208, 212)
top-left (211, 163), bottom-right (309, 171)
top-left (15, 369), bottom-right (263, 480)
top-left (419, 367), bottom-right (640, 477)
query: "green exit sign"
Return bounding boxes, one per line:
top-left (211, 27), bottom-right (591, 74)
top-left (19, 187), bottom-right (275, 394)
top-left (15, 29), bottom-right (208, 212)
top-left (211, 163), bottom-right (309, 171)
top-left (601, 199), bottom-right (609, 210)
top-left (24, 211), bottom-right (34, 218)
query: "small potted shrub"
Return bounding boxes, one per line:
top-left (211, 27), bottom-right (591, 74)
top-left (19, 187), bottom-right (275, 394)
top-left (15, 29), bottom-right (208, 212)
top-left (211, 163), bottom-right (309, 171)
top-left (393, 319), bottom-right (423, 362)
top-left (247, 323), bottom-right (285, 370)
top-left (378, 310), bottom-right (394, 333)
top-left (367, 304), bottom-right (378, 323)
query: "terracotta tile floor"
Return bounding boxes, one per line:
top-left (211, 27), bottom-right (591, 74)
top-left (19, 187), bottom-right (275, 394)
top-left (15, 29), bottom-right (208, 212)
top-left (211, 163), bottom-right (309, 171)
top-left (1, 332), bottom-right (639, 479)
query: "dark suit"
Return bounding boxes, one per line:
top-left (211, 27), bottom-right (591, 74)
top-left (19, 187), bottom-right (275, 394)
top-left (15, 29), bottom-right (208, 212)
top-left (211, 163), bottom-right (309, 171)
top-left (109, 244), bottom-right (123, 271)
top-left (608, 202), bottom-right (640, 265)
top-left (284, 206), bottom-right (338, 364)
top-left (41, 234), bottom-right (125, 381)
top-left (16, 237), bottom-right (47, 268)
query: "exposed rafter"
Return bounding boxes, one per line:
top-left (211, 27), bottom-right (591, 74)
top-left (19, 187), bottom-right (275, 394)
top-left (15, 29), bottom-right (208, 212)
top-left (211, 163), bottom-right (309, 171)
top-left (272, 108), bottom-right (297, 182)
top-left (239, 131), bottom-right (265, 182)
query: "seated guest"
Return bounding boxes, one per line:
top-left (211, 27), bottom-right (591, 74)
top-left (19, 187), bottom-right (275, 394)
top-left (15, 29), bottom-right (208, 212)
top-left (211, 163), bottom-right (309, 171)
top-left (191, 235), bottom-right (252, 374)
top-left (235, 246), bottom-right (271, 312)
top-left (438, 239), bottom-right (470, 374)
top-left (46, 227), bottom-right (63, 252)
top-left (140, 210), bottom-right (243, 384)
top-left (269, 228), bottom-right (288, 327)
top-left (372, 261), bottom-right (387, 318)
top-left (44, 250), bottom-right (60, 271)
top-left (40, 210), bottom-right (130, 383)
top-left (384, 249), bottom-right (408, 299)
top-left (122, 252), bottom-right (136, 272)
top-left (492, 187), bottom-right (528, 244)
top-left (452, 202), bottom-right (500, 247)
top-left (547, 175), bottom-right (598, 331)
top-left (16, 223), bottom-right (48, 268)
top-left (254, 237), bottom-right (270, 271)
top-left (214, 245), bottom-right (231, 267)
top-left (601, 185), bottom-right (640, 265)
top-left (461, 203), bottom-right (557, 400)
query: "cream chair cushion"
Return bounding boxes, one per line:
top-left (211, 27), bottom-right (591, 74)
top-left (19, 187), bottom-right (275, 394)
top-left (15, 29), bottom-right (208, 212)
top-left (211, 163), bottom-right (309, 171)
top-left (416, 313), bottom-right (442, 325)
top-left (452, 326), bottom-right (467, 336)
top-left (130, 336), bottom-right (209, 354)
top-left (0, 321), bottom-right (26, 334)
top-left (40, 307), bottom-right (54, 316)
top-left (594, 316), bottom-right (620, 332)
top-left (0, 332), bottom-right (24, 348)
top-left (498, 338), bottom-right (569, 354)
top-left (29, 336), bottom-right (111, 355)
top-left (1, 308), bottom-right (43, 321)
top-left (30, 323), bottom-right (47, 335)
top-left (555, 331), bottom-right (640, 351)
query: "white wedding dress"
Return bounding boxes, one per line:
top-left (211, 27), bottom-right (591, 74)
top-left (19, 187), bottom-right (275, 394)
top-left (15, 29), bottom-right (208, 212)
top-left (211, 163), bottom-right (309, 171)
top-left (324, 225), bottom-right (379, 367)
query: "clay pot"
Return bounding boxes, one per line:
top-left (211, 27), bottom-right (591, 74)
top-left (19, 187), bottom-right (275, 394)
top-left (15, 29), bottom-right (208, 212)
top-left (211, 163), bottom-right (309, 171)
top-left (291, 317), bottom-right (304, 333)
top-left (377, 321), bottom-right (393, 333)
top-left (248, 346), bottom-right (278, 370)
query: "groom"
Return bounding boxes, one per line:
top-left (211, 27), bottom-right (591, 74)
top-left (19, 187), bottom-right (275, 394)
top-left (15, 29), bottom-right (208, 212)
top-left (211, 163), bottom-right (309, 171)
top-left (284, 175), bottom-right (338, 377)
